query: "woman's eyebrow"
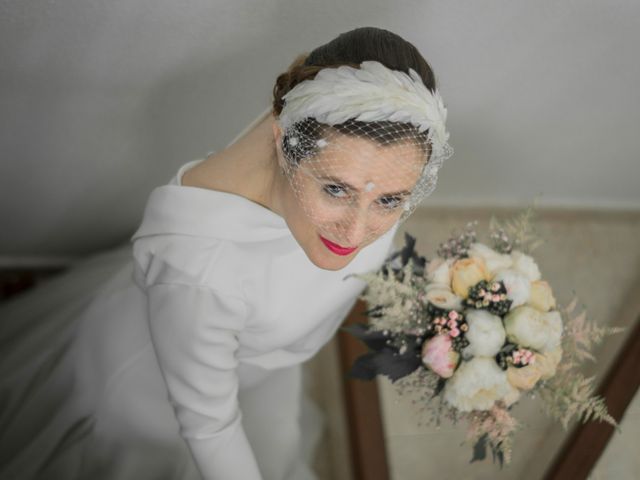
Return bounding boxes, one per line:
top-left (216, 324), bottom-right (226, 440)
top-left (318, 175), bottom-right (411, 197)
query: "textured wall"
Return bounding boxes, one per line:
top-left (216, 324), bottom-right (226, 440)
top-left (1, 0), bottom-right (639, 256)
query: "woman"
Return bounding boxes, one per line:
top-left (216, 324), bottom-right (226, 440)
top-left (0, 26), bottom-right (451, 480)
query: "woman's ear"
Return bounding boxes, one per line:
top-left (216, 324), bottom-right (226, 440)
top-left (272, 120), bottom-right (282, 144)
top-left (272, 120), bottom-right (285, 169)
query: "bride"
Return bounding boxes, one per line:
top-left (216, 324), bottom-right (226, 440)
top-left (0, 26), bottom-right (451, 480)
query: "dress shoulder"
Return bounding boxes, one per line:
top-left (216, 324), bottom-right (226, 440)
top-left (132, 233), bottom-right (244, 293)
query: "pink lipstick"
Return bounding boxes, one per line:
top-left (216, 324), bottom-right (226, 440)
top-left (319, 235), bottom-right (357, 256)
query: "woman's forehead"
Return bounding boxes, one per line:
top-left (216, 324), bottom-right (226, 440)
top-left (303, 137), bottom-right (425, 185)
top-left (317, 132), bottom-right (424, 157)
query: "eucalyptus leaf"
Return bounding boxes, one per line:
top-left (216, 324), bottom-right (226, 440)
top-left (432, 377), bottom-right (446, 398)
top-left (339, 323), bottom-right (391, 351)
top-left (347, 349), bottom-right (422, 382)
top-left (470, 433), bottom-right (488, 463)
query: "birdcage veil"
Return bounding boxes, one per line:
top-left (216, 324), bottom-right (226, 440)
top-left (274, 60), bottom-right (453, 250)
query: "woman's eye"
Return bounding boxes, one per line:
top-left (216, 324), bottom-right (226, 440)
top-left (323, 184), bottom-right (348, 198)
top-left (377, 196), bottom-right (403, 210)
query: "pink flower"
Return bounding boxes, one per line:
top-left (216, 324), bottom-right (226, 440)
top-left (421, 334), bottom-right (460, 378)
top-left (512, 348), bottom-right (537, 366)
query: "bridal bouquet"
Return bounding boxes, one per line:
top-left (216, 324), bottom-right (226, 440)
top-left (341, 205), bottom-right (623, 466)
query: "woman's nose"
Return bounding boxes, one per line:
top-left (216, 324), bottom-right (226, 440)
top-left (339, 211), bottom-right (369, 247)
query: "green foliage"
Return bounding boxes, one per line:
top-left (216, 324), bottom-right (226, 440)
top-left (436, 220), bottom-right (478, 259)
top-left (346, 260), bottom-right (420, 332)
top-left (537, 294), bottom-right (625, 431)
top-left (559, 295), bottom-right (626, 370)
top-left (538, 373), bottom-right (619, 431)
top-left (489, 198), bottom-right (545, 255)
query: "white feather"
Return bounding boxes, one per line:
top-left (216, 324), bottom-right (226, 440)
top-left (279, 60), bottom-right (450, 155)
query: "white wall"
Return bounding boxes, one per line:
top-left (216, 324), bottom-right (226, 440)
top-left (1, 0), bottom-right (639, 257)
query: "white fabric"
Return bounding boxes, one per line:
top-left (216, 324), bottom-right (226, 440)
top-left (0, 157), bottom-right (399, 480)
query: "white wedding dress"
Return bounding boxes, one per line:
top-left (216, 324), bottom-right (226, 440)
top-left (0, 108), bottom-right (398, 480)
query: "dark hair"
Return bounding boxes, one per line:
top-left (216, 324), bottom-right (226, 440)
top-left (271, 27), bottom-right (436, 165)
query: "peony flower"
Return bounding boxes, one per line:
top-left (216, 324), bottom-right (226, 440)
top-left (492, 269), bottom-right (531, 308)
top-left (504, 306), bottom-right (563, 351)
top-left (426, 256), bottom-right (454, 286)
top-left (424, 286), bottom-right (464, 311)
top-left (534, 346), bottom-right (563, 380)
top-left (510, 250), bottom-right (541, 281)
top-left (468, 242), bottom-right (513, 276)
top-left (421, 334), bottom-right (460, 378)
top-left (528, 280), bottom-right (557, 312)
top-left (507, 364), bottom-right (542, 391)
top-left (443, 357), bottom-right (521, 411)
top-left (451, 257), bottom-right (489, 299)
top-left (462, 309), bottom-right (506, 357)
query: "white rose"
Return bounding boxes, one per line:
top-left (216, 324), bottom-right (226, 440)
top-left (426, 257), bottom-right (454, 286)
top-left (443, 357), bottom-right (521, 412)
top-left (424, 286), bottom-right (464, 311)
top-left (462, 309), bottom-right (506, 357)
top-left (507, 364), bottom-right (542, 391)
top-left (510, 250), bottom-right (541, 281)
top-left (492, 269), bottom-right (531, 308)
top-left (528, 280), bottom-right (557, 312)
top-left (468, 242), bottom-right (513, 276)
top-left (504, 306), bottom-right (563, 351)
top-left (451, 257), bottom-right (489, 299)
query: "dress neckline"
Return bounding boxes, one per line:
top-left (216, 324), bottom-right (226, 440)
top-left (176, 157), bottom-right (288, 225)
top-left (130, 157), bottom-right (292, 244)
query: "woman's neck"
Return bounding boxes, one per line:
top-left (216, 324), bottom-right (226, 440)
top-left (182, 112), bottom-right (285, 216)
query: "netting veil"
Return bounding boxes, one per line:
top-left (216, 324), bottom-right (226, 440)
top-left (274, 60), bottom-right (452, 251)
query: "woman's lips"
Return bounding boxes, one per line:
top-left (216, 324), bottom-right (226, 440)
top-left (319, 235), bottom-right (358, 256)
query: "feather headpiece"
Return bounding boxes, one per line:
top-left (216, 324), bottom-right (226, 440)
top-left (278, 60), bottom-right (451, 157)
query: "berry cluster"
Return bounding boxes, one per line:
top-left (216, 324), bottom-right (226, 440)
top-left (510, 348), bottom-right (535, 367)
top-left (463, 279), bottom-right (512, 316)
top-left (495, 343), bottom-right (516, 370)
top-left (495, 344), bottom-right (536, 370)
top-left (424, 302), bottom-right (470, 352)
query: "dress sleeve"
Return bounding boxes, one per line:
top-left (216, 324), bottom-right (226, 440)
top-left (145, 281), bottom-right (263, 480)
